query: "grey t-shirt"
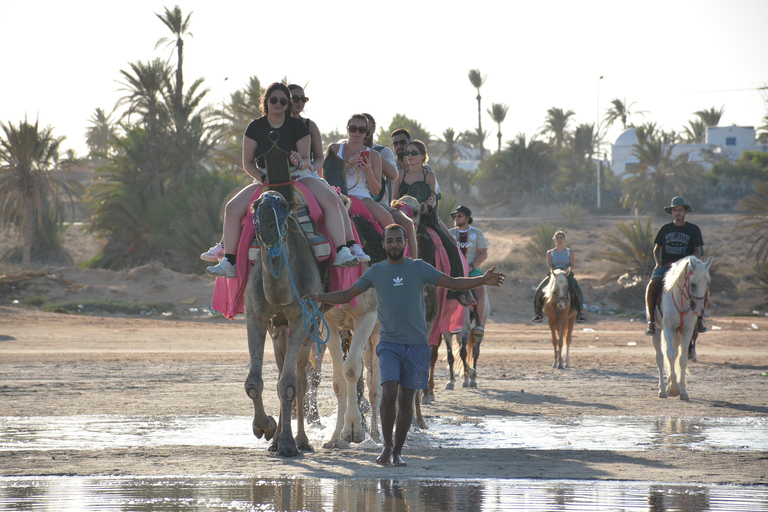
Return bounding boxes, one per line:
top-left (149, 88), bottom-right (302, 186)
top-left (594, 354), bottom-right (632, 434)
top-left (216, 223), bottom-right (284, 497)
top-left (354, 258), bottom-right (443, 346)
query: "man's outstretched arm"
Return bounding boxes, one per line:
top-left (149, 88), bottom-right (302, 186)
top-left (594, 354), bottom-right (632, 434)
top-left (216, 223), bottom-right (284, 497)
top-left (437, 265), bottom-right (505, 291)
top-left (304, 286), bottom-right (366, 306)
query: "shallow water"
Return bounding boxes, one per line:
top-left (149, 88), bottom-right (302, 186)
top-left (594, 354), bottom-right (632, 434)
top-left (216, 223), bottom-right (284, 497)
top-left (1, 415), bottom-right (766, 452)
top-left (1, 476), bottom-right (767, 511)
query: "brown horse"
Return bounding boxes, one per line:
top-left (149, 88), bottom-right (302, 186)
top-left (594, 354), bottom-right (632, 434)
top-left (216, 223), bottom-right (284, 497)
top-left (542, 269), bottom-right (577, 369)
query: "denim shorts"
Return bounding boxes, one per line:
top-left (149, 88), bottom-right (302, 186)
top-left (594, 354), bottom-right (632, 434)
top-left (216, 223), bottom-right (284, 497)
top-left (652, 266), bottom-right (669, 279)
top-left (376, 341), bottom-right (431, 390)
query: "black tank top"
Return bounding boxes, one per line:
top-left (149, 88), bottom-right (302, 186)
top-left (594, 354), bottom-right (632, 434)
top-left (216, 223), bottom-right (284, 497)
top-left (398, 166), bottom-right (429, 198)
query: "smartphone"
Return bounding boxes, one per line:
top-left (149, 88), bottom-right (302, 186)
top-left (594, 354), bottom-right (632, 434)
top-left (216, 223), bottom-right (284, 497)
top-left (359, 150), bottom-right (370, 161)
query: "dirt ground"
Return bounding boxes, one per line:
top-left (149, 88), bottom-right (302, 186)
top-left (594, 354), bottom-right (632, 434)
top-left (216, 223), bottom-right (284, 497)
top-left (1, 305), bottom-right (767, 484)
top-left (1, 213), bottom-right (767, 484)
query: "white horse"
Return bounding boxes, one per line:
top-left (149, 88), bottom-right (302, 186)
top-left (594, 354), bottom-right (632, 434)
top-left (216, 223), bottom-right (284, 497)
top-left (652, 255), bottom-right (712, 400)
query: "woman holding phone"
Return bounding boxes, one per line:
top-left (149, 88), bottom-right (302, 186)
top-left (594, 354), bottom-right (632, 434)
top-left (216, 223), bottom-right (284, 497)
top-left (204, 83), bottom-right (366, 278)
top-left (327, 114), bottom-right (394, 231)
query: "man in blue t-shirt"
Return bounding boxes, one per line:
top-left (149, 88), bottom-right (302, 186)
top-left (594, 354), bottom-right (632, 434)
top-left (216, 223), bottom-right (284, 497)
top-left (645, 197), bottom-right (705, 335)
top-left (306, 224), bottom-right (505, 467)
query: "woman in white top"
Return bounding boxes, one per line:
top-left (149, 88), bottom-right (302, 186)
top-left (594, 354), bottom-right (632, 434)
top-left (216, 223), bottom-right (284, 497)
top-left (327, 114), bottom-right (394, 231)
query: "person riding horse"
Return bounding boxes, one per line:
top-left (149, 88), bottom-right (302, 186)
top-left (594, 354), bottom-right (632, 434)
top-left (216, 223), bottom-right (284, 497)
top-left (532, 231), bottom-right (586, 324)
top-left (645, 197), bottom-right (707, 335)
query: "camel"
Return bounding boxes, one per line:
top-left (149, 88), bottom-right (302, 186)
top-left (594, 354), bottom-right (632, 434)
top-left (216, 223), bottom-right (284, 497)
top-left (543, 269), bottom-right (577, 369)
top-left (244, 190), bottom-right (321, 457)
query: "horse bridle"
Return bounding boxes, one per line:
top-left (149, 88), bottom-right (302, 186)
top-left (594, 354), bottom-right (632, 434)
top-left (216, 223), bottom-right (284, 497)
top-left (671, 270), bottom-right (709, 332)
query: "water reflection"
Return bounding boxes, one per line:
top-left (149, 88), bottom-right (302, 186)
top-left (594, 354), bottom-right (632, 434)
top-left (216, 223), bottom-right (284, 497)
top-left (1, 476), bottom-right (767, 511)
top-left (2, 415), bottom-right (767, 452)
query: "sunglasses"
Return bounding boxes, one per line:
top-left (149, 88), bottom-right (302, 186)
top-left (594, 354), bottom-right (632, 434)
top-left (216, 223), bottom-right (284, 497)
top-left (392, 139), bottom-right (408, 146)
top-left (269, 97), bottom-right (289, 106)
top-left (404, 150), bottom-right (422, 156)
top-left (347, 125), bottom-right (368, 134)
top-left (291, 96), bottom-right (309, 103)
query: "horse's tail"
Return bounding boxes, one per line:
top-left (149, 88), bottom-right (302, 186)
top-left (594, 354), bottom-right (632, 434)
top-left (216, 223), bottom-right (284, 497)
top-left (451, 335), bottom-right (465, 375)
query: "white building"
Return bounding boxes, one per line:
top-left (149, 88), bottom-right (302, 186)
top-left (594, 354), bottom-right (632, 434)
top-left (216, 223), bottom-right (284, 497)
top-left (611, 125), bottom-right (766, 175)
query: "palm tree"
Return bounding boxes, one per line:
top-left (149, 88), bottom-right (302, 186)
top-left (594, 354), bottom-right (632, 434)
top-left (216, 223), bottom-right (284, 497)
top-left (603, 98), bottom-right (646, 130)
top-left (477, 133), bottom-right (556, 201)
top-left (572, 123), bottom-right (596, 159)
top-left (213, 76), bottom-right (264, 174)
top-left (85, 108), bottom-right (117, 158)
top-left (737, 180), bottom-right (768, 264)
top-left (0, 119), bottom-right (78, 268)
top-left (620, 138), bottom-right (704, 215)
top-left (155, 5), bottom-right (194, 120)
top-left (758, 113), bottom-right (768, 144)
top-left (682, 119), bottom-right (706, 144)
top-left (437, 128), bottom-right (462, 193)
top-left (694, 106), bottom-right (725, 127)
top-left (487, 102), bottom-right (509, 152)
top-left (116, 58), bottom-right (172, 197)
top-left (598, 218), bottom-right (655, 281)
top-left (540, 107), bottom-right (575, 148)
top-left (468, 69), bottom-right (487, 161)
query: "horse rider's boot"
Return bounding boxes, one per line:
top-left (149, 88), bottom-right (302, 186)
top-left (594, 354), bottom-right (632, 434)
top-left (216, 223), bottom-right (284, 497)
top-left (645, 279), bottom-right (658, 336)
top-left (695, 316), bottom-right (707, 333)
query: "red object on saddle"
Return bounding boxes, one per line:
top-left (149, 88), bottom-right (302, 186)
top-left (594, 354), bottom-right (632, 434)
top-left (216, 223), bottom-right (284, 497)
top-left (348, 197), bottom-right (383, 236)
top-left (211, 181), bottom-right (364, 320)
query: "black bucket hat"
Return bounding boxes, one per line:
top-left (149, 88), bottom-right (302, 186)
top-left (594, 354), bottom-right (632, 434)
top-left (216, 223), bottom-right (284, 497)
top-left (450, 205), bottom-right (473, 224)
top-left (664, 196), bottom-right (693, 214)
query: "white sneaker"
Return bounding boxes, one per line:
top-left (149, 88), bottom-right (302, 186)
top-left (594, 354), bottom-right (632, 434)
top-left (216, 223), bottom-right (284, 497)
top-left (333, 246), bottom-right (359, 267)
top-left (350, 243), bottom-right (371, 262)
top-left (206, 258), bottom-right (236, 278)
top-left (200, 242), bottom-right (224, 262)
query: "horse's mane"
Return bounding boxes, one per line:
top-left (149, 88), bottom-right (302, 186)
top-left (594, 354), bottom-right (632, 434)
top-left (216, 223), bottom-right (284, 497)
top-left (543, 270), bottom-right (567, 302)
top-left (663, 255), bottom-right (704, 292)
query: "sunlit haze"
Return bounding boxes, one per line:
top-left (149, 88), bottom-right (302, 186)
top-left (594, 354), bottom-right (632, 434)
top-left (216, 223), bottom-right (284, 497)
top-left (1, 0), bottom-right (766, 157)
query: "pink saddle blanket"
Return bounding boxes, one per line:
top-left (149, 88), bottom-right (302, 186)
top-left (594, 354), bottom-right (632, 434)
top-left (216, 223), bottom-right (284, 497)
top-left (211, 181), bottom-right (364, 320)
top-left (427, 226), bottom-right (467, 346)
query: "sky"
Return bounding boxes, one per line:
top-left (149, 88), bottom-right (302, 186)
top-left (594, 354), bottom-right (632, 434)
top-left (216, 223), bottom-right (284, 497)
top-left (1, 0), bottom-right (766, 158)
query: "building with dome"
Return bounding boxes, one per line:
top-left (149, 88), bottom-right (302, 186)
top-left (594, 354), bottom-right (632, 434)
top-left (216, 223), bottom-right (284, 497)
top-left (610, 125), bottom-right (765, 175)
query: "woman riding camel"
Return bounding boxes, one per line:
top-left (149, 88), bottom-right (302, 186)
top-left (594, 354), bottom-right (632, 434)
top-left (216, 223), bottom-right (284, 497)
top-left (532, 231), bottom-right (587, 323)
top-left (327, 114), bottom-right (394, 231)
top-left (287, 84), bottom-right (324, 176)
top-left (393, 140), bottom-right (437, 208)
top-left (203, 82), bottom-right (368, 278)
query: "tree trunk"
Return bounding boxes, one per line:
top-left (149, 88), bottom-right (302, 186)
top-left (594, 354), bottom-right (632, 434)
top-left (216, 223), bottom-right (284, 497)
top-left (21, 198), bottom-right (34, 269)
top-left (175, 39), bottom-right (184, 119)
top-left (476, 93), bottom-right (484, 161)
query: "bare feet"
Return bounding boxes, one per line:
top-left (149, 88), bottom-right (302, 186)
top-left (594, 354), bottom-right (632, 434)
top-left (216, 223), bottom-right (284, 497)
top-left (392, 452), bottom-right (407, 467)
top-left (376, 446), bottom-right (392, 466)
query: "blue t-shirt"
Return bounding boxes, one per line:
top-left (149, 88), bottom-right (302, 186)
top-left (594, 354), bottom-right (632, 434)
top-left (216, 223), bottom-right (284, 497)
top-left (354, 258), bottom-right (443, 346)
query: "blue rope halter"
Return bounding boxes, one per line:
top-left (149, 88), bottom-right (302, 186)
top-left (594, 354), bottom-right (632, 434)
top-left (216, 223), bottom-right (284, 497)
top-left (253, 194), bottom-right (329, 350)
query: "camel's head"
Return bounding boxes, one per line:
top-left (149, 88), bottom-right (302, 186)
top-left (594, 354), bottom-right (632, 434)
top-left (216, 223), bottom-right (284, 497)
top-left (252, 190), bottom-right (291, 257)
top-left (391, 195), bottom-right (424, 226)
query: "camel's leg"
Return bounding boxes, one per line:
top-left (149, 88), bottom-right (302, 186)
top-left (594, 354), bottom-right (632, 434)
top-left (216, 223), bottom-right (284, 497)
top-left (269, 327), bottom-right (287, 452)
top-left (274, 321), bottom-right (306, 457)
top-left (324, 325), bottom-right (349, 449)
top-left (443, 332), bottom-right (456, 390)
top-left (564, 315), bottom-right (575, 368)
top-left (366, 329), bottom-right (382, 442)
top-left (459, 331), bottom-right (476, 380)
top-left (663, 325), bottom-right (680, 397)
top-left (340, 313), bottom-right (377, 444)
top-left (414, 389), bottom-right (428, 429)
top-left (424, 345), bottom-right (438, 403)
top-left (304, 342), bottom-right (325, 425)
top-left (245, 314), bottom-right (278, 443)
top-left (294, 339), bottom-right (314, 452)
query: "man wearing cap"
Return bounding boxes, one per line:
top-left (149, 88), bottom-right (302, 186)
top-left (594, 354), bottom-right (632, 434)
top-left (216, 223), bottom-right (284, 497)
top-left (645, 197), bottom-right (706, 335)
top-left (449, 206), bottom-right (489, 331)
